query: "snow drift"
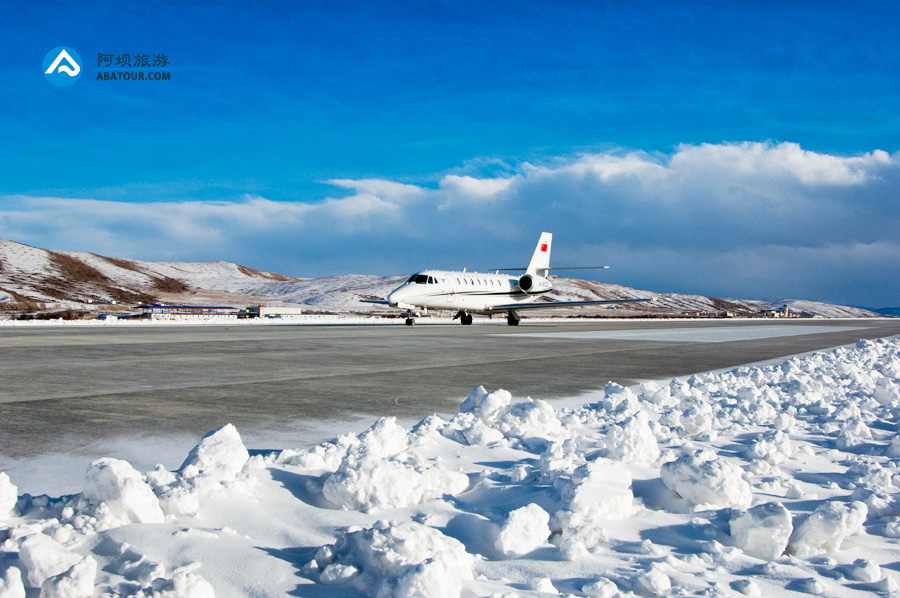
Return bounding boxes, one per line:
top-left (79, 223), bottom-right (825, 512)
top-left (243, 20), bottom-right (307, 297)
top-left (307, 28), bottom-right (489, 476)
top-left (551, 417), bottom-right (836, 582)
top-left (2, 337), bottom-right (900, 596)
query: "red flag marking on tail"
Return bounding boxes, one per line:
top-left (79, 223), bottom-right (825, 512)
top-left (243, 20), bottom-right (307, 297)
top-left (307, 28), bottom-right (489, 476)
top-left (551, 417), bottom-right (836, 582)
top-left (540, 243), bottom-right (548, 252)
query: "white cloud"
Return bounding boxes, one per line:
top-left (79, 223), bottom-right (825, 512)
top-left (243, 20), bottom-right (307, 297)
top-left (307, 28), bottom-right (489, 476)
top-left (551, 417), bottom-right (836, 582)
top-left (439, 174), bottom-right (515, 198)
top-left (551, 152), bottom-right (668, 182)
top-left (1, 142), bottom-right (898, 305)
top-left (436, 175), bottom-right (516, 209)
top-left (319, 194), bottom-right (400, 230)
top-left (669, 142), bottom-right (890, 185)
top-left (327, 179), bottom-right (426, 203)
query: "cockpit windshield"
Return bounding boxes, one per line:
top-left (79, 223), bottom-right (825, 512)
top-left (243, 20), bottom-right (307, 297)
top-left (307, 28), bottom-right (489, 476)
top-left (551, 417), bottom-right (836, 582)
top-left (406, 274), bottom-right (433, 284)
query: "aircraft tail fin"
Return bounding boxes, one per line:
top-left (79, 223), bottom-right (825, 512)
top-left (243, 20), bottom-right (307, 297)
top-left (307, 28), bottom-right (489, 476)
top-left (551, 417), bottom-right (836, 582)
top-left (526, 232), bottom-right (552, 277)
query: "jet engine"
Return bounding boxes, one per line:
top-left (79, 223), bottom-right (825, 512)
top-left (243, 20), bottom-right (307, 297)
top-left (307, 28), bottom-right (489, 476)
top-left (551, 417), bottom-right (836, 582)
top-left (518, 273), bottom-right (550, 293)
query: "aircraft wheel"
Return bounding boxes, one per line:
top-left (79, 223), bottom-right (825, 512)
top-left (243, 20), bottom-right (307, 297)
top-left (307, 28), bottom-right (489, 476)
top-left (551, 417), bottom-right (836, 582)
top-left (460, 313), bottom-right (473, 325)
top-left (405, 318), bottom-right (415, 326)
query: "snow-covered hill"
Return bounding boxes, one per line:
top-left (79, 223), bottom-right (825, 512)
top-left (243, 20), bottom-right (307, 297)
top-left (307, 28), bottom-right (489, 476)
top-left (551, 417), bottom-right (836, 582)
top-left (0, 239), bottom-right (302, 308)
top-left (0, 239), bottom-right (882, 318)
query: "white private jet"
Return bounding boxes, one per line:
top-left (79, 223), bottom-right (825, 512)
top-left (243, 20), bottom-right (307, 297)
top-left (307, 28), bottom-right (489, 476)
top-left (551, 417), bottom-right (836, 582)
top-left (361, 232), bottom-right (652, 326)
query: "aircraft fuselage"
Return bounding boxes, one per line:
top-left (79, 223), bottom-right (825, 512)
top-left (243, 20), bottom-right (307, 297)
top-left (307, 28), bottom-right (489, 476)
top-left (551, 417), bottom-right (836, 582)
top-left (387, 270), bottom-right (552, 314)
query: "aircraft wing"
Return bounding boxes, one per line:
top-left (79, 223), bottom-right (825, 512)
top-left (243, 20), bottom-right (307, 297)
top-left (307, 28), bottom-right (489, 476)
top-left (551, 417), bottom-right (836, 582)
top-left (492, 266), bottom-right (610, 271)
top-left (485, 298), bottom-right (652, 312)
top-left (359, 299), bottom-right (390, 305)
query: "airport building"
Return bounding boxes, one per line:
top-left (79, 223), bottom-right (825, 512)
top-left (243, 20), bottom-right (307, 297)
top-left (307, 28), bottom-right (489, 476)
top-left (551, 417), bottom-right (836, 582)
top-left (140, 304), bottom-right (242, 321)
top-left (139, 304), bottom-right (305, 320)
top-left (245, 305), bottom-right (304, 318)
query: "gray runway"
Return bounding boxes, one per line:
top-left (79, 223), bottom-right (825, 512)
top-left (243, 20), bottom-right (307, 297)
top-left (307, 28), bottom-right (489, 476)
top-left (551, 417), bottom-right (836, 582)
top-left (2, 318), bottom-right (899, 464)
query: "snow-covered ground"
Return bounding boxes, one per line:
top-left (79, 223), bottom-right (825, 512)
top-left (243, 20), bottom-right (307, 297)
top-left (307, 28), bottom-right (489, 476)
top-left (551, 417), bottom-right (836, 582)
top-left (2, 336), bottom-right (900, 597)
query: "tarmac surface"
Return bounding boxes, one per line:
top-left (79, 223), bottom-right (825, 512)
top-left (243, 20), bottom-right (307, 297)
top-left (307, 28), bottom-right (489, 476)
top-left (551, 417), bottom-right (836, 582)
top-left (2, 317), bottom-right (900, 464)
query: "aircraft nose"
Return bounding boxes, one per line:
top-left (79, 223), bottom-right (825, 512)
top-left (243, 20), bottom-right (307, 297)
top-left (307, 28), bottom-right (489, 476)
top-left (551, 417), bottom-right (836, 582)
top-left (387, 286), bottom-right (406, 307)
top-left (388, 282), bottom-right (419, 308)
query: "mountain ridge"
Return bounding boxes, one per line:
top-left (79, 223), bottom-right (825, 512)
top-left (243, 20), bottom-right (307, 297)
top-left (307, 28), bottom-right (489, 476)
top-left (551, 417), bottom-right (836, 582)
top-left (0, 239), bottom-right (882, 318)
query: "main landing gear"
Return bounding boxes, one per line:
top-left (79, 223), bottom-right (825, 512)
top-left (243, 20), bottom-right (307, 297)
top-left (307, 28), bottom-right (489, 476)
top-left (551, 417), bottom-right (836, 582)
top-left (404, 309), bottom-right (521, 327)
top-left (447, 311), bottom-right (519, 326)
top-left (452, 311), bottom-right (473, 325)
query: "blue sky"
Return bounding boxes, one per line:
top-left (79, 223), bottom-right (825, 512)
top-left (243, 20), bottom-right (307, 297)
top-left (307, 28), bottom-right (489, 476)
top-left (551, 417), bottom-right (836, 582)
top-left (2, 1), bottom-right (899, 307)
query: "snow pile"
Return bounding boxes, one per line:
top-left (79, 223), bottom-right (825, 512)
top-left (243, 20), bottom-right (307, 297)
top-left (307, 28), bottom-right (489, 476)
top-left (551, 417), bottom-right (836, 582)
top-left (729, 502), bottom-right (793, 560)
top-left (0, 567), bottom-right (25, 597)
top-left (0, 473), bottom-right (16, 518)
top-left (322, 450), bottom-right (469, 511)
top-left (661, 449), bottom-right (752, 509)
top-left (556, 459), bottom-right (634, 524)
top-left (17, 534), bottom-right (84, 587)
top-left (604, 410), bottom-right (660, 464)
top-left (305, 519), bottom-right (474, 598)
top-left (39, 556), bottom-right (96, 598)
top-left (81, 458), bottom-right (165, 526)
top-left (1, 337), bottom-right (900, 596)
top-left (146, 424), bottom-right (253, 517)
top-left (441, 387), bottom-right (568, 448)
top-left (633, 566), bottom-right (672, 597)
top-left (178, 423), bottom-right (250, 484)
top-left (746, 429), bottom-right (793, 464)
top-left (315, 417), bottom-right (470, 510)
top-left (494, 503), bottom-right (551, 557)
top-left (787, 500), bottom-right (868, 557)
